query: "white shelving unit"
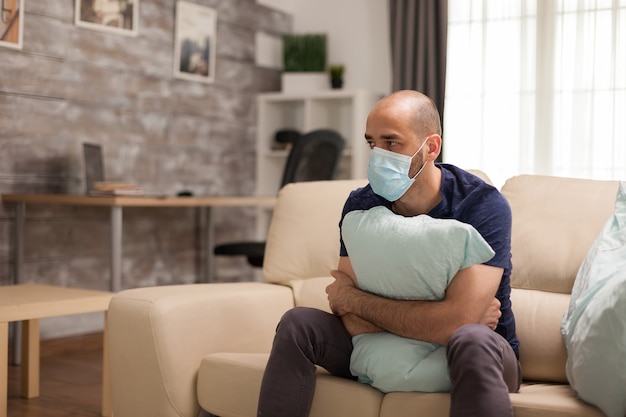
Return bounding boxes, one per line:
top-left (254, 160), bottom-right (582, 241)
top-left (256, 89), bottom-right (382, 196)
top-left (255, 89), bottom-right (382, 238)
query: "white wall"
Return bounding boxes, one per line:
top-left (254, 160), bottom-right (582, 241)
top-left (292, 0), bottom-right (391, 94)
top-left (257, 0), bottom-right (392, 95)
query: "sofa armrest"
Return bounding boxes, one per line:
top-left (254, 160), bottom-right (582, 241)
top-left (108, 282), bottom-right (295, 417)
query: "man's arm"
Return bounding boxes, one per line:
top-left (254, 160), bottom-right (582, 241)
top-left (327, 256), bottom-right (503, 345)
top-left (333, 256), bottom-right (383, 336)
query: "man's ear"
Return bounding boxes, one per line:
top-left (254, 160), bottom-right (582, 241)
top-left (426, 134), bottom-right (442, 161)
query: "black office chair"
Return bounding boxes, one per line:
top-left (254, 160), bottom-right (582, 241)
top-left (214, 128), bottom-right (346, 267)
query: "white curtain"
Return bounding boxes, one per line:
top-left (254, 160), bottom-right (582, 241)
top-left (444, 0), bottom-right (626, 188)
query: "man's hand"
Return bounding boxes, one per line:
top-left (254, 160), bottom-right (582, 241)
top-left (326, 268), bottom-right (357, 316)
top-left (481, 297), bottom-right (502, 330)
top-left (329, 258), bottom-right (384, 336)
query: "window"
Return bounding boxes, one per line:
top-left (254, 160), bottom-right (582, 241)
top-left (444, 0), bottom-right (626, 188)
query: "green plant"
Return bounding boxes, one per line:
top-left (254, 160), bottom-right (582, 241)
top-left (282, 34), bottom-right (327, 72)
top-left (329, 64), bottom-right (345, 79)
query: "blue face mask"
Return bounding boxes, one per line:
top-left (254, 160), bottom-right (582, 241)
top-left (367, 140), bottom-right (428, 201)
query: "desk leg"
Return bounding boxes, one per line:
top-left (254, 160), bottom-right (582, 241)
top-left (11, 202), bottom-right (25, 366)
top-left (110, 207), bottom-right (122, 293)
top-left (14, 202), bottom-right (24, 285)
top-left (203, 207), bottom-right (215, 283)
top-left (1, 322), bottom-right (8, 417)
top-left (10, 324), bottom-right (20, 367)
top-left (20, 319), bottom-right (39, 399)
top-left (101, 312), bottom-right (112, 417)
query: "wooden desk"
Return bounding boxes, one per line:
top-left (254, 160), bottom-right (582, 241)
top-left (0, 284), bottom-right (114, 417)
top-left (1, 194), bottom-right (276, 292)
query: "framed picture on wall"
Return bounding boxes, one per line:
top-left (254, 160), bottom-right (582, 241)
top-left (173, 1), bottom-right (217, 84)
top-left (75, 0), bottom-right (139, 36)
top-left (0, 0), bottom-right (24, 49)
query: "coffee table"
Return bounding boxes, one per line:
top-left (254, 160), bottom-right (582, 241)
top-left (0, 284), bottom-right (113, 417)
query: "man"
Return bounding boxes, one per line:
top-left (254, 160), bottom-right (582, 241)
top-left (257, 90), bottom-right (520, 417)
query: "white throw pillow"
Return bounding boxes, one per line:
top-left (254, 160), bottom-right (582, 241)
top-left (561, 182), bottom-right (626, 417)
top-left (342, 206), bottom-right (495, 393)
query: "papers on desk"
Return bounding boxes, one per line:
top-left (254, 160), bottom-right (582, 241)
top-left (89, 182), bottom-right (145, 196)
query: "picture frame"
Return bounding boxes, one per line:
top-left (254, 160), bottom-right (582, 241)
top-left (173, 1), bottom-right (217, 84)
top-left (75, 0), bottom-right (139, 37)
top-left (0, 0), bottom-right (24, 50)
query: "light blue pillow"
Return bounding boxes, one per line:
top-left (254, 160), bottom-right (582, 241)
top-left (342, 206), bottom-right (495, 393)
top-left (561, 182), bottom-right (626, 417)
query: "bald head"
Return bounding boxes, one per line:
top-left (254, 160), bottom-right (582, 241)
top-left (372, 90), bottom-right (442, 137)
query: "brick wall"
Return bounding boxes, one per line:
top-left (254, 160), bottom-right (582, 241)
top-left (0, 0), bottom-right (290, 306)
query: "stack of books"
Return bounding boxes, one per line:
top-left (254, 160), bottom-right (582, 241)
top-left (90, 182), bottom-right (145, 196)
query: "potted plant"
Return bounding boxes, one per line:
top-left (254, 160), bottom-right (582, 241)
top-left (282, 33), bottom-right (328, 92)
top-left (329, 64), bottom-right (345, 89)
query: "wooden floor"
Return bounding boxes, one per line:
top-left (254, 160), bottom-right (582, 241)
top-left (7, 333), bottom-right (104, 417)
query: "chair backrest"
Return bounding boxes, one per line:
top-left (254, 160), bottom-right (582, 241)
top-left (280, 129), bottom-right (346, 188)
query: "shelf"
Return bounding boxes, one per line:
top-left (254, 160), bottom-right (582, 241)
top-left (258, 89), bottom-right (374, 101)
top-left (263, 148), bottom-right (354, 158)
top-left (254, 89), bottom-right (383, 238)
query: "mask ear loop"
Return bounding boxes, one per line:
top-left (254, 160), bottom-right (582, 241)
top-left (409, 135), bottom-right (434, 180)
top-left (410, 159), bottom-right (428, 180)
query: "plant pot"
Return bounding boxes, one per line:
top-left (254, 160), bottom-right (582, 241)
top-left (331, 77), bottom-right (343, 89)
top-left (282, 72), bottom-right (329, 93)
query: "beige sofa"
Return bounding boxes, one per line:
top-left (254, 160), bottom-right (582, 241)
top-left (108, 173), bottom-right (619, 417)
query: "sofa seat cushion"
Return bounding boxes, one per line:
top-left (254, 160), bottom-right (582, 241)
top-left (197, 354), bottom-right (604, 417)
top-left (509, 383), bottom-right (605, 417)
top-left (379, 391), bottom-right (451, 417)
top-left (197, 355), bottom-right (605, 417)
top-left (197, 353), bottom-right (267, 417)
top-left (197, 352), bottom-right (383, 417)
top-left (377, 383), bottom-right (605, 417)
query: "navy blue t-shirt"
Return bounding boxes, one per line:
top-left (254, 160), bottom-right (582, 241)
top-left (339, 163), bottom-right (519, 356)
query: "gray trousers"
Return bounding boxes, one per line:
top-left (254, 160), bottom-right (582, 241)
top-left (257, 307), bottom-right (521, 417)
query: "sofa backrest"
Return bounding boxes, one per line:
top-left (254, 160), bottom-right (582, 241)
top-left (501, 175), bottom-right (618, 382)
top-left (263, 179), bottom-right (367, 286)
top-left (501, 175), bottom-right (618, 294)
